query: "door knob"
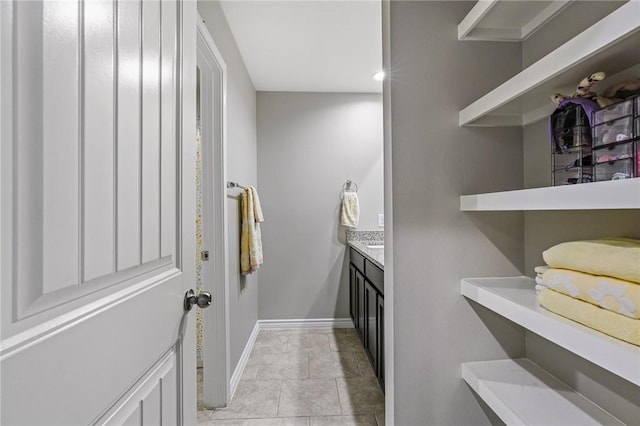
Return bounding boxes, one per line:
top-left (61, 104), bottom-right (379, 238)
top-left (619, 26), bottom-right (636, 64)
top-left (184, 289), bottom-right (212, 312)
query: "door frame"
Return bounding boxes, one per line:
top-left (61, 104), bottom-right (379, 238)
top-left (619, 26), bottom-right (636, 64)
top-left (197, 13), bottom-right (230, 409)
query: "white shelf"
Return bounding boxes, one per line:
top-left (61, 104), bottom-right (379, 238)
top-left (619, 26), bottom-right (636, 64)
top-left (462, 358), bottom-right (624, 425)
top-left (458, 0), bottom-right (573, 42)
top-left (459, 1), bottom-right (640, 127)
top-left (460, 178), bottom-right (640, 211)
top-left (461, 277), bottom-right (640, 386)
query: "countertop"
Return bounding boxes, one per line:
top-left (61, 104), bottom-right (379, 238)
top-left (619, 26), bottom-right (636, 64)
top-left (348, 240), bottom-right (384, 269)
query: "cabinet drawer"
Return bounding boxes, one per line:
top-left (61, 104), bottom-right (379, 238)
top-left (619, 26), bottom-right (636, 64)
top-left (350, 247), bottom-right (365, 272)
top-left (365, 259), bottom-right (384, 294)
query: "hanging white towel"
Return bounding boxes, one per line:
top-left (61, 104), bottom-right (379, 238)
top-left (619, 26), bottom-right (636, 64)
top-left (341, 191), bottom-right (360, 228)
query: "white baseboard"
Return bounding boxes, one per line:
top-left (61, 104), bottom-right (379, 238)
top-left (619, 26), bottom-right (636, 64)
top-left (228, 318), bottom-right (354, 399)
top-left (258, 318), bottom-right (354, 330)
top-left (229, 321), bottom-right (260, 400)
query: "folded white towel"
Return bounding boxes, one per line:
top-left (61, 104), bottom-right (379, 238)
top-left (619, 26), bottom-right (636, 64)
top-left (340, 192), bottom-right (360, 228)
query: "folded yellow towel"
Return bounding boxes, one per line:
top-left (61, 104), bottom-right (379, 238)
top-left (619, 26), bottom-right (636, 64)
top-left (240, 186), bottom-right (264, 275)
top-left (542, 268), bottom-right (640, 319)
top-left (340, 192), bottom-right (360, 228)
top-left (543, 238), bottom-right (640, 283)
top-left (539, 288), bottom-right (640, 346)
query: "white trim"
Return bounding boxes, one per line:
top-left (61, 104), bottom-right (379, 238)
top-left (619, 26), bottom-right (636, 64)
top-left (197, 13), bottom-right (230, 410)
top-left (229, 321), bottom-right (260, 400)
top-left (258, 318), bottom-right (354, 330)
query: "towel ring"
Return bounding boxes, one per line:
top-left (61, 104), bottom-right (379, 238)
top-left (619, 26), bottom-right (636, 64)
top-left (343, 180), bottom-right (358, 193)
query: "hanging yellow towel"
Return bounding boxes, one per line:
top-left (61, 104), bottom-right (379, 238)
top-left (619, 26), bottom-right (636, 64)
top-left (341, 191), bottom-right (360, 228)
top-left (240, 186), bottom-right (264, 275)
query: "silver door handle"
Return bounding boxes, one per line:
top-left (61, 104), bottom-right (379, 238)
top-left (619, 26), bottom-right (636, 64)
top-left (184, 289), bottom-right (212, 312)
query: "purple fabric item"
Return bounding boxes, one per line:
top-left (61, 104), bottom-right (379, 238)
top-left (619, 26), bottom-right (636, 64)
top-left (548, 98), bottom-right (601, 147)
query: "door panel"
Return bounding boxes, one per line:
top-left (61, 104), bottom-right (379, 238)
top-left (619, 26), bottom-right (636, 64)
top-left (42, 1), bottom-right (80, 293)
top-left (117, 0), bottom-right (142, 271)
top-left (160, 1), bottom-right (177, 259)
top-left (0, 1), bottom-right (196, 424)
top-left (141, 0), bottom-right (162, 263)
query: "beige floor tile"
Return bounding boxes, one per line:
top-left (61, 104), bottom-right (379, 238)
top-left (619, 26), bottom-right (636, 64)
top-left (197, 409), bottom-right (213, 423)
top-left (240, 361), bottom-right (260, 381)
top-left (336, 378), bottom-right (384, 415)
top-left (278, 379), bottom-right (342, 417)
top-left (252, 333), bottom-right (290, 354)
top-left (255, 352), bottom-right (309, 379)
top-left (339, 328), bottom-right (358, 336)
top-left (274, 328), bottom-right (334, 335)
top-left (329, 334), bottom-right (365, 353)
top-left (353, 352), bottom-right (375, 378)
top-left (287, 334), bottom-right (331, 352)
top-left (202, 418), bottom-right (310, 426)
top-left (198, 368), bottom-right (204, 382)
top-left (375, 413), bottom-right (385, 426)
top-left (309, 352), bottom-right (359, 378)
top-left (310, 415), bottom-right (377, 426)
top-left (211, 380), bottom-right (281, 420)
top-left (329, 333), bottom-right (364, 353)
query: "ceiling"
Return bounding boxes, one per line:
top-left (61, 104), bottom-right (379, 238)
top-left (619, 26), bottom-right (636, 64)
top-left (219, 0), bottom-right (383, 93)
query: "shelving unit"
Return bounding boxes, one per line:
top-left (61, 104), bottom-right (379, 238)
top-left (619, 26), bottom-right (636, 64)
top-left (462, 359), bottom-right (624, 425)
top-left (458, 0), bottom-right (573, 42)
top-left (457, 1), bottom-right (640, 422)
top-left (459, 0), bottom-right (640, 127)
top-left (461, 277), bottom-right (640, 386)
top-left (460, 178), bottom-right (640, 211)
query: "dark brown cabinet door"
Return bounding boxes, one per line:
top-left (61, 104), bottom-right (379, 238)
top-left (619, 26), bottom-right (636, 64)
top-left (356, 268), bottom-right (366, 341)
top-left (349, 250), bottom-right (384, 389)
top-left (349, 264), bottom-right (357, 324)
top-left (377, 295), bottom-right (385, 391)
top-left (365, 280), bottom-right (378, 368)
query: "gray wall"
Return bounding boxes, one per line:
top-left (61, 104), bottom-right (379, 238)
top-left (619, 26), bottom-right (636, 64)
top-left (522, 3), bottom-right (640, 423)
top-left (198, 1), bottom-right (258, 372)
top-left (256, 92), bottom-right (384, 320)
top-left (386, 2), bottom-right (526, 424)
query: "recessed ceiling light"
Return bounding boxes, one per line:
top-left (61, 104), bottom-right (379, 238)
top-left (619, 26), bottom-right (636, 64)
top-left (371, 71), bottom-right (385, 81)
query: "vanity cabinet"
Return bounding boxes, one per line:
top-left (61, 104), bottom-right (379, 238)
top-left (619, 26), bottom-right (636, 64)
top-left (349, 247), bottom-right (384, 390)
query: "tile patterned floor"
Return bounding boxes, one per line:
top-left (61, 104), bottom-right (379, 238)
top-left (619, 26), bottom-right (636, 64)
top-left (198, 328), bottom-right (385, 426)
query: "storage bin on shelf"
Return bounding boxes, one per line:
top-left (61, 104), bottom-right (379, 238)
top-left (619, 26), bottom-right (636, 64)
top-left (593, 97), bottom-right (634, 125)
top-left (592, 116), bottom-right (634, 147)
top-left (550, 103), bottom-right (592, 186)
top-left (591, 95), bottom-right (639, 182)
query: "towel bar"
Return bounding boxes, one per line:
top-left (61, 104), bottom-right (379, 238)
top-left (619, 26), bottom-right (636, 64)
top-left (343, 180), bottom-right (358, 192)
top-left (227, 181), bottom-right (248, 190)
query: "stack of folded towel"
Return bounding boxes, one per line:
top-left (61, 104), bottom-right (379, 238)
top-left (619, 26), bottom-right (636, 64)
top-left (535, 238), bottom-right (640, 346)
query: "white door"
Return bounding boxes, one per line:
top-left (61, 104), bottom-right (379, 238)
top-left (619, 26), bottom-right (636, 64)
top-left (197, 18), bottom-right (230, 409)
top-left (0, 1), bottom-right (198, 424)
